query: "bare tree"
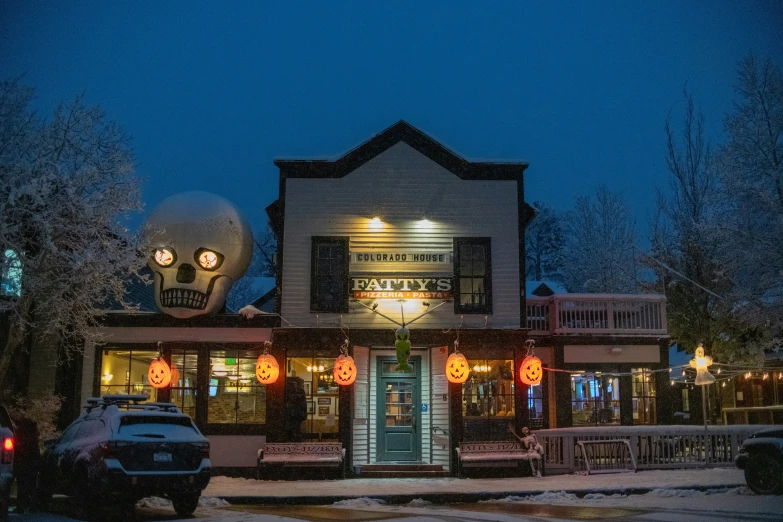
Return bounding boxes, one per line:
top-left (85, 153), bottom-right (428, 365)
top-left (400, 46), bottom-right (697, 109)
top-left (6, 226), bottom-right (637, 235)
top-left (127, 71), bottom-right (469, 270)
top-left (226, 225), bottom-right (277, 311)
top-left (0, 79), bottom-right (145, 387)
top-left (562, 185), bottom-right (638, 293)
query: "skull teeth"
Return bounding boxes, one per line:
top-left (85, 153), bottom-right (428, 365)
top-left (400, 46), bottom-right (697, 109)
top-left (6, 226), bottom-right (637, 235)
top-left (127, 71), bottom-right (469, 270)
top-left (160, 288), bottom-right (209, 309)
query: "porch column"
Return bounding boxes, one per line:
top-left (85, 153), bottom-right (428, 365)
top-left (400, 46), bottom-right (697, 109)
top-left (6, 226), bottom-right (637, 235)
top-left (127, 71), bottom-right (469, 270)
top-left (265, 343), bottom-right (287, 442)
top-left (655, 340), bottom-right (674, 424)
top-left (554, 344), bottom-right (572, 428)
top-left (514, 344), bottom-right (530, 428)
top-left (619, 373), bottom-right (633, 425)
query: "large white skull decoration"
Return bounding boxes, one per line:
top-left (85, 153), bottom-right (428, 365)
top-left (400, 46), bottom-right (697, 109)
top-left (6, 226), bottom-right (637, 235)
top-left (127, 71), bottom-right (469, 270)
top-left (143, 191), bottom-right (253, 318)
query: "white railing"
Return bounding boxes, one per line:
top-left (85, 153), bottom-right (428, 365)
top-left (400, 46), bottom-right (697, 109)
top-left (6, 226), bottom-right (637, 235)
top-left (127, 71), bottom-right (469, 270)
top-left (535, 425), bottom-right (767, 475)
top-left (526, 294), bottom-right (667, 336)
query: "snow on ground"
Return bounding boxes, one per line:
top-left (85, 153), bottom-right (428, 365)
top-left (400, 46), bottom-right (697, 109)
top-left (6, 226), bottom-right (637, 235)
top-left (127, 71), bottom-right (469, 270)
top-left (205, 468), bottom-right (747, 498)
top-left (479, 486), bottom-right (783, 515)
top-left (136, 495), bottom-right (231, 508)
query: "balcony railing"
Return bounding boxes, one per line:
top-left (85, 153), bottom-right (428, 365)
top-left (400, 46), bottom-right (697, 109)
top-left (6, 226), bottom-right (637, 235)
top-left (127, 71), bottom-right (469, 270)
top-left (526, 294), bottom-right (667, 336)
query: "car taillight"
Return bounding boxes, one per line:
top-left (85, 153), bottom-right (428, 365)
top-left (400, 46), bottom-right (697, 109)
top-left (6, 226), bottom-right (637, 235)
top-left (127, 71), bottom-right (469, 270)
top-left (103, 440), bottom-right (132, 458)
top-left (1, 438), bottom-right (12, 464)
top-left (193, 441), bottom-right (209, 457)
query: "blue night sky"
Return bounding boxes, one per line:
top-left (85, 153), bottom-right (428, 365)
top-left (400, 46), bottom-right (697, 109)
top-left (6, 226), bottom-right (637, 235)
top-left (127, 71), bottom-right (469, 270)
top-left (2, 2), bottom-right (782, 234)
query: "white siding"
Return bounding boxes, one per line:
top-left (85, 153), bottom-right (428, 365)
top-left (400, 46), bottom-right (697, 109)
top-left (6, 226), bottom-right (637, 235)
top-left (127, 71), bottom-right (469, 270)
top-left (429, 346), bottom-right (451, 469)
top-left (352, 346), bottom-right (370, 466)
top-left (281, 142), bottom-right (520, 329)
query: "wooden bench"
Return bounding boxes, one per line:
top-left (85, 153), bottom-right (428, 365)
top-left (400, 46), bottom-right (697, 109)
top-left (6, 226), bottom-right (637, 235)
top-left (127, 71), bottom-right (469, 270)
top-left (456, 441), bottom-right (539, 477)
top-left (257, 442), bottom-right (346, 479)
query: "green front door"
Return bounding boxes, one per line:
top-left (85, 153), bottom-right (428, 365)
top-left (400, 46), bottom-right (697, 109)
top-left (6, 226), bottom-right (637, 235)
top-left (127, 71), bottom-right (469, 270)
top-left (377, 356), bottom-right (421, 462)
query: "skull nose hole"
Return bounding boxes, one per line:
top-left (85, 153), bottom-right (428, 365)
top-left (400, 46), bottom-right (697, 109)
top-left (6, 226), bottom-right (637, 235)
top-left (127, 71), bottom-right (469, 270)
top-left (176, 263), bottom-right (196, 283)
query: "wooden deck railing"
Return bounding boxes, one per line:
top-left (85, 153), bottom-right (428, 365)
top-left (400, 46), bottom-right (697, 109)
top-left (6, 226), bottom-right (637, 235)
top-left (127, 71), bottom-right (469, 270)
top-left (526, 294), bottom-right (667, 336)
top-left (535, 425), bottom-right (766, 474)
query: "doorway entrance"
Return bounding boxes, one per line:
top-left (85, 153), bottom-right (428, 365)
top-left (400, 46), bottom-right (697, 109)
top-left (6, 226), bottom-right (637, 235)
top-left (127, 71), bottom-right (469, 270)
top-left (376, 356), bottom-right (421, 462)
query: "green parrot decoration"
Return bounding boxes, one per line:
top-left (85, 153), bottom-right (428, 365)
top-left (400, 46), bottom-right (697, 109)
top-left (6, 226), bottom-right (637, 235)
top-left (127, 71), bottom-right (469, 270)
top-left (395, 327), bottom-right (411, 371)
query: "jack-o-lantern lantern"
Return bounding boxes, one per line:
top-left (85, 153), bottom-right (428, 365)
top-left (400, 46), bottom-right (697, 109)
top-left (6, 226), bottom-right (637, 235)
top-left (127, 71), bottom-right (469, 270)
top-left (333, 354), bottom-right (357, 386)
top-left (148, 357), bottom-right (172, 388)
top-left (446, 352), bottom-right (470, 383)
top-left (255, 353), bottom-right (279, 384)
top-left (519, 355), bottom-right (542, 386)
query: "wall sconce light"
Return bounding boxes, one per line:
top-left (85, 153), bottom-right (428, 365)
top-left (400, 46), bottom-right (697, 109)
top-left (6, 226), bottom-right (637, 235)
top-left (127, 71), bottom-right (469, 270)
top-left (103, 373), bottom-right (113, 383)
top-left (416, 219), bottom-right (433, 230)
top-left (369, 217), bottom-right (384, 231)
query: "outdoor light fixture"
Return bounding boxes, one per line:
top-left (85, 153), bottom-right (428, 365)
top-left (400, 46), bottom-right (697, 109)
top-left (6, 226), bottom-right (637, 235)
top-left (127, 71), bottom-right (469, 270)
top-left (416, 219), bottom-right (433, 230)
top-left (369, 217), bottom-right (384, 230)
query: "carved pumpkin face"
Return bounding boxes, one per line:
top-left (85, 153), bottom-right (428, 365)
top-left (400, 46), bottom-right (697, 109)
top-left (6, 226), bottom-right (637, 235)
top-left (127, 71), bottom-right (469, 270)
top-left (333, 354), bottom-right (357, 386)
top-left (446, 352), bottom-right (470, 383)
top-left (255, 353), bottom-right (279, 384)
top-left (148, 358), bottom-right (172, 388)
top-left (519, 355), bottom-right (542, 386)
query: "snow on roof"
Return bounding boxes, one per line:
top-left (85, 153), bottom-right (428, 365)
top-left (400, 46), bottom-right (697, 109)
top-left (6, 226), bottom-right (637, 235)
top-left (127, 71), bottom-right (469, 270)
top-left (526, 280), bottom-right (567, 297)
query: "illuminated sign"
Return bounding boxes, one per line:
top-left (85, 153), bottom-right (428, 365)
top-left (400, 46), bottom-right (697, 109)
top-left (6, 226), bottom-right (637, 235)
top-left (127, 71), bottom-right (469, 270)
top-left (351, 277), bottom-right (453, 299)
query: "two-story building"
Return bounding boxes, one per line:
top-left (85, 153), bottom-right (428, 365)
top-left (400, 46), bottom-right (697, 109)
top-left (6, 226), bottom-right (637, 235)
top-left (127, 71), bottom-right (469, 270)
top-left (74, 121), bottom-right (671, 475)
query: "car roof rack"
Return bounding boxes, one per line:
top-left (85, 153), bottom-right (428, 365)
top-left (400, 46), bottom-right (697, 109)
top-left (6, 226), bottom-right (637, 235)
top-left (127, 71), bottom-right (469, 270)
top-left (83, 396), bottom-right (182, 413)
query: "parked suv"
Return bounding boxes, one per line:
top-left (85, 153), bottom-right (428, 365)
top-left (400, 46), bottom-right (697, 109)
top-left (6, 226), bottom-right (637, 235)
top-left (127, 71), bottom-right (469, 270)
top-left (735, 427), bottom-right (783, 495)
top-left (41, 395), bottom-right (210, 516)
top-left (0, 406), bottom-right (13, 522)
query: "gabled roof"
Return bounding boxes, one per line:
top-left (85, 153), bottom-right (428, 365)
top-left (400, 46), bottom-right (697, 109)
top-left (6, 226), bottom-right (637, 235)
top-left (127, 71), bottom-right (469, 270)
top-left (274, 120), bottom-right (528, 180)
top-left (526, 280), bottom-right (567, 297)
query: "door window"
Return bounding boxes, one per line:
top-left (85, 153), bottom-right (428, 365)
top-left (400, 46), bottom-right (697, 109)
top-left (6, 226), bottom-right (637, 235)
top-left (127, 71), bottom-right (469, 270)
top-left (385, 382), bottom-right (413, 426)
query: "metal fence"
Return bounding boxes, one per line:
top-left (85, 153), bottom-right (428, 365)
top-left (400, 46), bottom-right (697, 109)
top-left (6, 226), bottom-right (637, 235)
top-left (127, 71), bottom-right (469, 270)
top-left (536, 425), bottom-right (770, 474)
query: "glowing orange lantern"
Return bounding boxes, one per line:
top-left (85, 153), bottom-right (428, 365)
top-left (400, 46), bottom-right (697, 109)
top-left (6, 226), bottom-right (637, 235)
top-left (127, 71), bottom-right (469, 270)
top-left (519, 355), bottom-right (542, 386)
top-left (446, 352), bottom-right (470, 383)
top-left (148, 357), bottom-right (172, 388)
top-left (333, 354), bottom-right (357, 386)
top-left (255, 353), bottom-right (279, 384)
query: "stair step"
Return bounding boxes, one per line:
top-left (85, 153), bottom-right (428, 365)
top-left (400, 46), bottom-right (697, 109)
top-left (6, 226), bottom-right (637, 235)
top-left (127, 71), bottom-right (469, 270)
top-left (359, 470), bottom-right (451, 478)
top-left (360, 464), bottom-right (444, 472)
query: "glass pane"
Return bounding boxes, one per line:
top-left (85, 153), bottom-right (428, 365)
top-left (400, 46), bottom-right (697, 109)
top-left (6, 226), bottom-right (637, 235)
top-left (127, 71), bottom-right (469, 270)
top-left (208, 348), bottom-right (266, 424)
top-left (459, 245), bottom-right (473, 276)
top-left (286, 355), bottom-right (338, 436)
top-left (462, 360), bottom-right (515, 418)
top-left (101, 349), bottom-right (158, 401)
top-left (571, 374), bottom-right (620, 426)
top-left (472, 247), bottom-right (486, 275)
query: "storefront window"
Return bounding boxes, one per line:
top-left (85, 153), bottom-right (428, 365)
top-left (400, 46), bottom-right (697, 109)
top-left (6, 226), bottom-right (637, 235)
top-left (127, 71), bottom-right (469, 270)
top-left (170, 347), bottom-right (198, 419)
top-left (462, 359), bottom-right (515, 440)
top-left (287, 355), bottom-right (339, 440)
top-left (571, 373), bottom-right (620, 426)
top-left (100, 348), bottom-right (159, 401)
top-left (632, 368), bottom-right (656, 425)
top-left (208, 348), bottom-right (266, 424)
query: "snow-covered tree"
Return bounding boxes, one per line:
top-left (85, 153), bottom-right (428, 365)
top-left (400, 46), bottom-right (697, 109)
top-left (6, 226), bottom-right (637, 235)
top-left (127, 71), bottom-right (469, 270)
top-left (714, 55), bottom-right (783, 351)
top-left (226, 225), bottom-right (277, 311)
top-left (0, 79), bottom-right (146, 386)
top-left (525, 201), bottom-right (564, 282)
top-left (561, 185), bottom-right (638, 293)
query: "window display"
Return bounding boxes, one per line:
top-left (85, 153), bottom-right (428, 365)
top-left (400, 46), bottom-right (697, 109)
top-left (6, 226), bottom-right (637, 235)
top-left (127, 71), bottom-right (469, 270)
top-left (287, 355), bottom-right (340, 440)
top-left (571, 373), bottom-right (620, 425)
top-left (100, 348), bottom-right (159, 401)
top-left (632, 367), bottom-right (656, 425)
top-left (208, 348), bottom-right (266, 424)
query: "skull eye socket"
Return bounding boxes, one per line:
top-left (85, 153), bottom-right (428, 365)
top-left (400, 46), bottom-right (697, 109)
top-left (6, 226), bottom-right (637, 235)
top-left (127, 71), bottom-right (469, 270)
top-left (153, 248), bottom-right (177, 267)
top-left (195, 248), bottom-right (224, 271)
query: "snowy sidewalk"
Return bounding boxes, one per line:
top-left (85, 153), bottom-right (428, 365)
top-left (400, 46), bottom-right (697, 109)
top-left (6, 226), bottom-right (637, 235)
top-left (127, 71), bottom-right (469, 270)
top-left (204, 468), bottom-right (747, 504)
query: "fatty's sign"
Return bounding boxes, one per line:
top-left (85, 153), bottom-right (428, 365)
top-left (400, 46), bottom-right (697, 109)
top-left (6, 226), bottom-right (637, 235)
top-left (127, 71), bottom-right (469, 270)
top-left (351, 277), bottom-right (453, 299)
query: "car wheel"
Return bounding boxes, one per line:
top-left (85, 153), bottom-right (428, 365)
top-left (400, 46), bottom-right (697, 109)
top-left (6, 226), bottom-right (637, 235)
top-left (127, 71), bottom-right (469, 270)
top-left (172, 494), bottom-right (200, 517)
top-left (744, 455), bottom-right (783, 495)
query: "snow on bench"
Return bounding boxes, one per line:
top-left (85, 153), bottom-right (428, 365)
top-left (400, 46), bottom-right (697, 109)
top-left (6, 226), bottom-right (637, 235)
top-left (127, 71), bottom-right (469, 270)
top-left (456, 441), bottom-right (538, 477)
top-left (257, 442), bottom-right (346, 479)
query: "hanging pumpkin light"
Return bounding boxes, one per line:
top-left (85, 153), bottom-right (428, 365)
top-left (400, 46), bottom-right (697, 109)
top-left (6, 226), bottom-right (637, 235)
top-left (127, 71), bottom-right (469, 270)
top-left (334, 340), bottom-right (357, 386)
top-left (519, 339), bottom-right (542, 386)
top-left (446, 341), bottom-right (470, 384)
top-left (148, 356), bottom-right (172, 389)
top-left (255, 341), bottom-right (279, 384)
